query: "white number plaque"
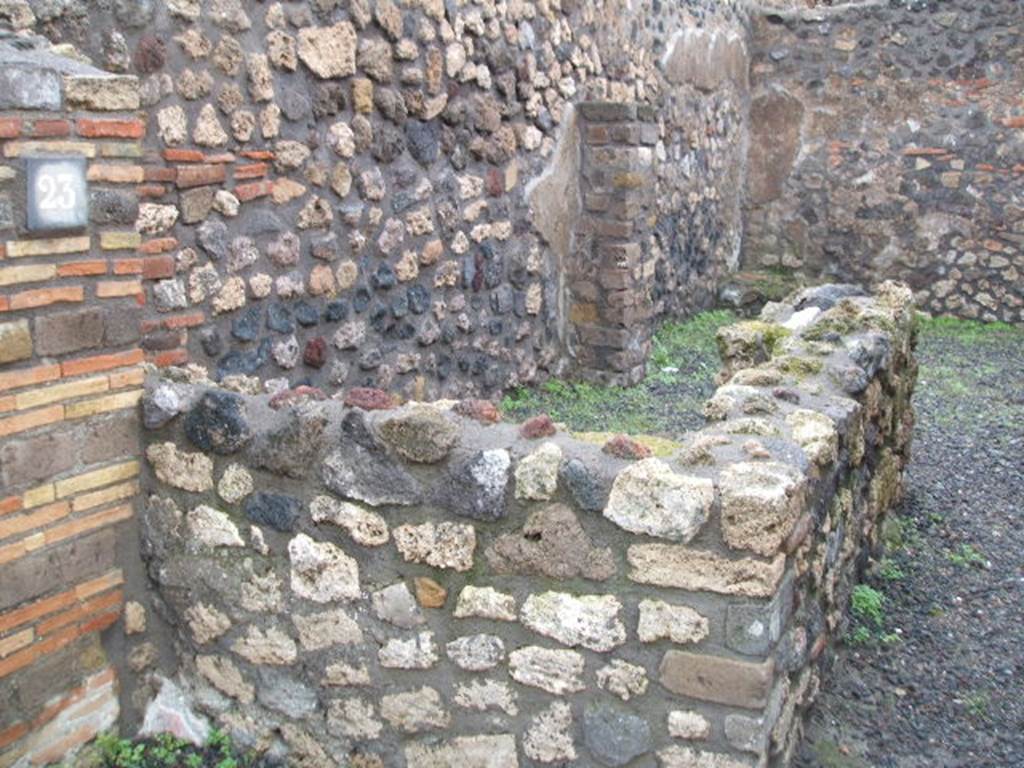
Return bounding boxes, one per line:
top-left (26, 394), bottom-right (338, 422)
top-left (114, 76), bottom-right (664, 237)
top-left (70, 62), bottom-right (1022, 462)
top-left (26, 156), bottom-right (88, 232)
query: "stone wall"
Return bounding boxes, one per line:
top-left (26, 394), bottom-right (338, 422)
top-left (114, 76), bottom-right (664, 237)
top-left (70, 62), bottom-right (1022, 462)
top-left (0, 41), bottom-right (147, 767)
top-left (12, 0), bottom-right (751, 398)
top-left (130, 282), bottom-right (916, 767)
top-left (742, 0), bottom-right (1024, 323)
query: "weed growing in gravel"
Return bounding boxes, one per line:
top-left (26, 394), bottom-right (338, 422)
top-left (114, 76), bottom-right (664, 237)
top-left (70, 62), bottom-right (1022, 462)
top-left (851, 585), bottom-right (885, 627)
top-left (879, 557), bottom-right (906, 581)
top-left (948, 543), bottom-right (986, 568)
top-left (964, 690), bottom-right (992, 721)
top-left (847, 584), bottom-right (894, 646)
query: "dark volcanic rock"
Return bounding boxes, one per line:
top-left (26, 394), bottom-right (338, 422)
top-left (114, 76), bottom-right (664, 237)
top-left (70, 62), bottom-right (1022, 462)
top-left (184, 391), bottom-right (251, 454)
top-left (244, 492), bottom-right (302, 532)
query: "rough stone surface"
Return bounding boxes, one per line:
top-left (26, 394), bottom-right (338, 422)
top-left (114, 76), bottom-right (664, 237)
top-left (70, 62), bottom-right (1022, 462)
top-left (453, 679), bottom-right (518, 716)
top-left (371, 582), bottom-right (425, 628)
top-left (378, 631), bottom-right (439, 669)
top-left (322, 445), bottom-right (421, 507)
top-left (628, 545), bottom-right (786, 598)
top-left (404, 735), bottom-right (518, 768)
top-left (445, 634), bottom-right (505, 671)
top-left (380, 687), bottom-right (449, 733)
top-left (520, 591), bottom-right (626, 652)
top-left (441, 449), bottom-right (510, 521)
top-left (310, 495), bottom-right (389, 546)
top-left (485, 503), bottom-right (615, 581)
top-left (508, 646), bottom-right (585, 695)
top-left (288, 533), bottom-right (360, 603)
top-left (244, 492), bottom-right (302, 532)
top-left (184, 391), bottom-right (251, 454)
top-left (596, 659), bottom-right (649, 702)
top-left (637, 599), bottom-right (709, 645)
top-left (393, 522), bottom-right (475, 571)
top-left (668, 710), bottom-right (712, 740)
top-left (719, 461), bottom-right (806, 557)
top-left (217, 463), bottom-right (253, 504)
top-left (377, 405), bottom-right (459, 463)
top-left (293, 608), bottom-right (363, 651)
top-left (514, 442), bottom-right (562, 500)
top-left (146, 442), bottom-right (213, 492)
top-left (603, 458), bottom-right (713, 541)
top-left (453, 586), bottom-right (516, 621)
top-left (186, 505), bottom-right (244, 549)
top-left (583, 701), bottom-right (653, 767)
top-left (524, 701), bottom-right (576, 763)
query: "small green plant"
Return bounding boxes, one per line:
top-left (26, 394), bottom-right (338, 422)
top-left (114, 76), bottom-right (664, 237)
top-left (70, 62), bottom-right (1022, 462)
top-left (879, 557), bottom-right (905, 581)
top-left (851, 585), bottom-right (885, 628)
top-left (95, 727), bottom-right (253, 768)
top-left (97, 733), bottom-right (146, 768)
top-left (948, 543), bottom-right (985, 568)
top-left (964, 690), bottom-right (991, 720)
top-left (848, 626), bottom-right (873, 646)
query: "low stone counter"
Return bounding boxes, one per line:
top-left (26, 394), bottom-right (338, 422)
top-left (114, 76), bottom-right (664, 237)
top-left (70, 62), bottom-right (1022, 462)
top-left (133, 282), bottom-right (916, 768)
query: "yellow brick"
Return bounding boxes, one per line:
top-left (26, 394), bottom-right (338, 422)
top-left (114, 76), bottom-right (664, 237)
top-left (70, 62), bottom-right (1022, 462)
top-left (54, 460), bottom-right (139, 499)
top-left (63, 389), bottom-right (142, 420)
top-left (0, 263), bottom-right (57, 287)
top-left (99, 231), bottom-right (142, 251)
top-left (0, 628), bottom-right (34, 659)
top-left (0, 405), bottom-right (64, 439)
top-left (14, 375), bottom-right (109, 411)
top-left (96, 279), bottom-right (142, 298)
top-left (75, 569), bottom-right (124, 600)
top-left (3, 141), bottom-right (96, 159)
top-left (72, 480), bottom-right (138, 513)
top-left (22, 532), bottom-right (46, 552)
top-left (22, 484), bottom-right (55, 509)
top-left (109, 367), bottom-right (145, 389)
top-left (99, 142), bottom-right (143, 158)
top-left (5, 236), bottom-right (91, 258)
top-left (86, 164), bottom-right (144, 184)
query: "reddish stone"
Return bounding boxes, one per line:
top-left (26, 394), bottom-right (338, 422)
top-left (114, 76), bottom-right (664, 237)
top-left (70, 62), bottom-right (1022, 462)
top-left (133, 35), bottom-right (166, 74)
top-left (520, 414), bottom-right (556, 439)
top-left (453, 398), bottom-right (501, 424)
top-left (602, 434), bottom-right (652, 460)
top-left (485, 167), bottom-right (504, 196)
top-left (303, 337), bottom-right (327, 369)
top-left (344, 387), bottom-right (396, 411)
top-left (269, 386), bottom-right (327, 410)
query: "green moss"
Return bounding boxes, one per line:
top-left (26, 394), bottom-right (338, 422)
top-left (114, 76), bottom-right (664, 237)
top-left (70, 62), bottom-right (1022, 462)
top-left (802, 300), bottom-right (898, 342)
top-left (775, 355), bottom-right (823, 377)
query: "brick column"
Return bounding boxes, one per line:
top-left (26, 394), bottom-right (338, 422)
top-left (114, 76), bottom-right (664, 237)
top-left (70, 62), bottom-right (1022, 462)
top-left (569, 102), bottom-right (658, 386)
top-left (0, 46), bottom-right (145, 765)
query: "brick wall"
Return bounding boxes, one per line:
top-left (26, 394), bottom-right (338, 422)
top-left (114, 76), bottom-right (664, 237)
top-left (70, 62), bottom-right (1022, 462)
top-left (0, 46), bottom-right (146, 767)
top-left (569, 103), bottom-right (658, 386)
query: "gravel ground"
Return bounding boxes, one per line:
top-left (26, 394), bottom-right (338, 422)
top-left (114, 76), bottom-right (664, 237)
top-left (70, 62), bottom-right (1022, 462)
top-left (797, 319), bottom-right (1024, 768)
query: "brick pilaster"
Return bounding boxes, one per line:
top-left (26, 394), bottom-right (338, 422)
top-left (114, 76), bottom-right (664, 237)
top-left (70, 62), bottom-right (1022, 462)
top-left (570, 102), bottom-right (658, 385)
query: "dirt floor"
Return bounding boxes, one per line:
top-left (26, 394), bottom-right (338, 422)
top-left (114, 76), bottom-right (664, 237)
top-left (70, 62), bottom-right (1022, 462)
top-left (505, 312), bottom-right (1024, 767)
